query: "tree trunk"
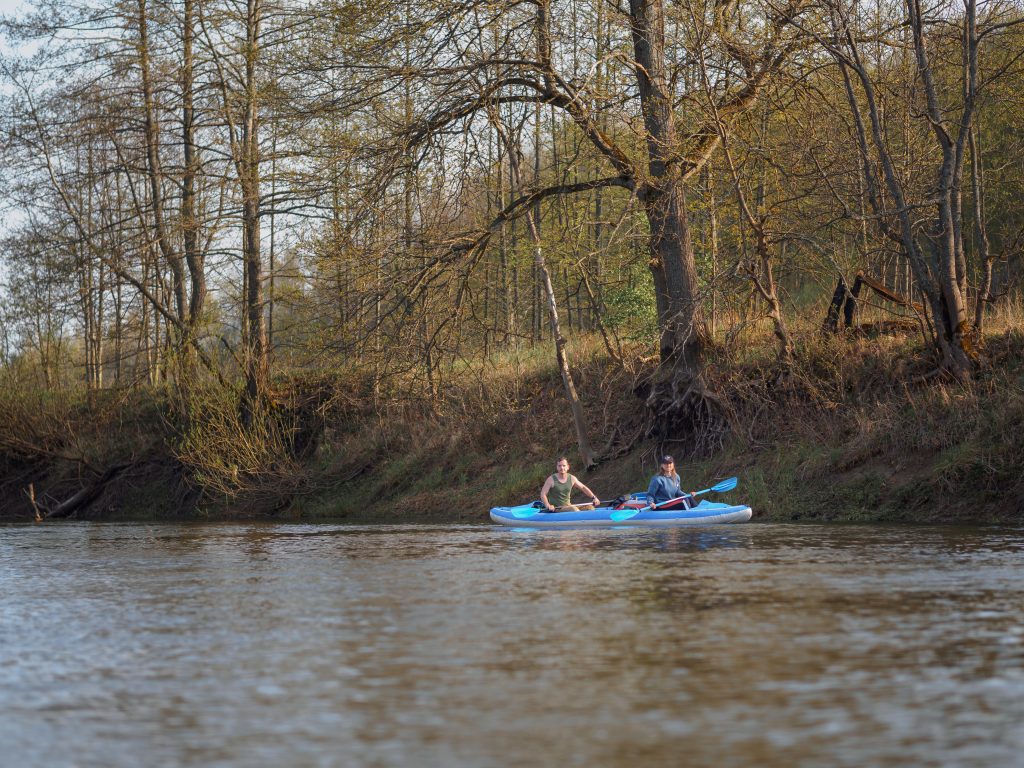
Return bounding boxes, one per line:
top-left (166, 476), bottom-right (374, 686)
top-left (182, 0), bottom-right (206, 336)
top-left (507, 85), bottom-right (594, 466)
top-left (969, 129), bottom-right (992, 332)
top-left (528, 208), bottom-right (595, 468)
top-left (707, 167), bottom-right (719, 339)
top-left (241, 0), bottom-right (266, 418)
top-left (906, 0), bottom-right (977, 374)
top-left (137, 0), bottom-right (186, 329)
top-left (831, 8), bottom-right (978, 379)
top-left (629, 0), bottom-right (721, 446)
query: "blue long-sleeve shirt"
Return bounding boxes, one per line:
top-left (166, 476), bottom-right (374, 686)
top-left (647, 473), bottom-right (683, 504)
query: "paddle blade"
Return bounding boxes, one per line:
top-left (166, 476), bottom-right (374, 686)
top-left (509, 502), bottom-right (543, 519)
top-left (609, 507), bottom-right (642, 522)
top-left (711, 476), bottom-right (738, 493)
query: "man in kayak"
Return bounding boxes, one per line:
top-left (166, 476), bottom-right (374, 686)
top-left (647, 456), bottom-right (694, 508)
top-left (540, 457), bottom-right (601, 512)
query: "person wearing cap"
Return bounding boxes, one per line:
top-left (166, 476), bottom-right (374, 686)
top-left (647, 456), bottom-right (693, 507)
top-left (540, 457), bottom-right (601, 512)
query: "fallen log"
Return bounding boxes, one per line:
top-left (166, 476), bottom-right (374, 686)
top-left (823, 271), bottom-right (923, 333)
top-left (853, 271), bottom-right (924, 313)
top-left (31, 463), bottom-right (130, 521)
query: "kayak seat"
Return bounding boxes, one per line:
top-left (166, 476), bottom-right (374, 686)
top-left (615, 501), bottom-right (647, 510)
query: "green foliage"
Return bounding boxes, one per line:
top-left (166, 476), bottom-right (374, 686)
top-left (603, 264), bottom-right (657, 340)
top-left (493, 461), bottom-right (550, 502)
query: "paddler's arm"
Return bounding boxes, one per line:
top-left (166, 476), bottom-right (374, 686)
top-left (573, 477), bottom-right (600, 506)
top-left (539, 475), bottom-right (555, 511)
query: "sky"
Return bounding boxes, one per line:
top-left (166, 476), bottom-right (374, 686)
top-left (0, 0), bottom-right (25, 14)
top-left (0, 0), bottom-right (30, 59)
top-left (0, 0), bottom-right (31, 263)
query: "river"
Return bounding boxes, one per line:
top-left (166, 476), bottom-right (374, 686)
top-left (1, 522), bottom-right (1022, 767)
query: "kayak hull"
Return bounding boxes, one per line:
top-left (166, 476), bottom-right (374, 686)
top-left (490, 499), bottom-right (752, 527)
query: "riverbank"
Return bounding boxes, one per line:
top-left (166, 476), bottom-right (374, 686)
top-left (2, 323), bottom-right (1022, 524)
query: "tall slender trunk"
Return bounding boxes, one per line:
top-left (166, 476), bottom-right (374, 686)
top-left (969, 128), bottom-right (992, 332)
top-left (95, 257), bottom-right (105, 388)
top-left (241, 0), bottom-right (266, 414)
top-left (533, 106), bottom-right (542, 344)
top-left (182, 0), bottom-right (205, 335)
top-left (528, 212), bottom-right (595, 468)
top-left (82, 143), bottom-right (97, 389)
top-left (137, 0), bottom-right (186, 328)
top-left (80, 239), bottom-right (94, 389)
top-left (114, 271), bottom-right (123, 384)
top-left (720, 138), bottom-right (793, 364)
top-left (268, 122), bottom-right (277, 355)
top-left (139, 253), bottom-right (151, 382)
top-left (498, 62), bottom-right (594, 466)
top-left (706, 167), bottom-right (719, 339)
top-left (907, 0), bottom-right (976, 370)
top-left (831, 1), bottom-right (977, 377)
top-left (589, 0), bottom-right (607, 333)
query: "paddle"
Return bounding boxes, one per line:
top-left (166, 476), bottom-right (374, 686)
top-left (508, 495), bottom-right (624, 519)
top-left (509, 502), bottom-right (545, 519)
top-left (609, 476), bottom-right (738, 522)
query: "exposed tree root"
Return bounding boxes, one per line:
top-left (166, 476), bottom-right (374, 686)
top-left (598, 420), bottom-right (648, 463)
top-left (644, 371), bottom-right (732, 457)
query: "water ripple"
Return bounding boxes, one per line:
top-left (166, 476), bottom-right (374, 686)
top-left (1, 522), bottom-right (1023, 767)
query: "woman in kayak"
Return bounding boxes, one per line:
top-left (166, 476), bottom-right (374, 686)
top-left (647, 455), bottom-right (694, 507)
top-left (540, 457), bottom-right (600, 512)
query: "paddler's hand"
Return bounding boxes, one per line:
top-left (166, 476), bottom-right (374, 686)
top-left (592, 497), bottom-right (600, 505)
top-left (546, 503), bottom-right (555, 511)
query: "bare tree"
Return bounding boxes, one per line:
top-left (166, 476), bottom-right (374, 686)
top-left (331, 0), bottom-right (809, 447)
top-left (815, 0), bottom-right (1024, 376)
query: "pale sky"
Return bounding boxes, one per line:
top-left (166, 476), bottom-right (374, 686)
top-left (0, 0), bottom-right (26, 18)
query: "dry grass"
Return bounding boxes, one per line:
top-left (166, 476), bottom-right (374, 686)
top-left (284, 307), bottom-right (1023, 523)
top-left (3, 299), bottom-right (1023, 523)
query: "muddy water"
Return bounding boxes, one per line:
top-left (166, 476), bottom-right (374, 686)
top-left (1, 522), bottom-right (1022, 767)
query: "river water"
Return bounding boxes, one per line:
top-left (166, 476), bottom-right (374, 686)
top-left (1, 522), bottom-right (1022, 767)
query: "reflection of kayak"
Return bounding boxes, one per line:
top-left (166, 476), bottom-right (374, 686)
top-left (489, 498), bottom-right (753, 527)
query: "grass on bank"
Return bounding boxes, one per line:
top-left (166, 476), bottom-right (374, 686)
top-left (283, 317), bottom-right (1024, 524)
top-left (2, 307), bottom-right (1023, 523)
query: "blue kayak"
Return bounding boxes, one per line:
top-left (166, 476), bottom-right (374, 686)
top-left (490, 498), bottom-right (752, 527)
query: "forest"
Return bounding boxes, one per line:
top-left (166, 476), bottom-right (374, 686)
top-left (1, 0), bottom-right (1023, 521)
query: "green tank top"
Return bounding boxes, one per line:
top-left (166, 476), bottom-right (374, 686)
top-left (550, 474), bottom-right (573, 507)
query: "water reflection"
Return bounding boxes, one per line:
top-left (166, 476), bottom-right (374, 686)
top-left (502, 525), bottom-right (752, 553)
top-left (1, 522), bottom-right (1023, 767)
